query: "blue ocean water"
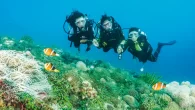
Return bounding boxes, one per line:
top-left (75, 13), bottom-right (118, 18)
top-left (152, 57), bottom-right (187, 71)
top-left (0, 0), bottom-right (194, 83)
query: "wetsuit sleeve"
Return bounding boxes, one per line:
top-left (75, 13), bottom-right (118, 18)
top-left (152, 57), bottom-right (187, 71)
top-left (68, 28), bottom-right (76, 42)
top-left (114, 28), bottom-right (125, 48)
top-left (86, 20), bottom-right (96, 41)
top-left (119, 29), bottom-right (125, 41)
top-left (122, 39), bottom-right (133, 51)
top-left (97, 32), bottom-right (104, 48)
top-left (88, 27), bottom-right (95, 41)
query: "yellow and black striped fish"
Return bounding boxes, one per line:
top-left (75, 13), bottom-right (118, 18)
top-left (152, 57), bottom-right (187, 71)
top-left (152, 82), bottom-right (166, 91)
top-left (43, 48), bottom-right (59, 56)
top-left (44, 63), bottom-right (59, 72)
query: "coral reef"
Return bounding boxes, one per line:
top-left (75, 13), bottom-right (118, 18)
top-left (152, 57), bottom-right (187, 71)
top-left (76, 61), bottom-right (88, 71)
top-left (165, 81), bottom-right (195, 109)
top-left (0, 36), bottom-right (194, 110)
top-left (80, 80), bottom-right (97, 99)
top-left (138, 72), bottom-right (161, 85)
top-left (123, 95), bottom-right (139, 108)
top-left (0, 50), bottom-right (51, 98)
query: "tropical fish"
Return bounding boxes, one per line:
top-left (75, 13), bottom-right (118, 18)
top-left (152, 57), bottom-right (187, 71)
top-left (44, 63), bottom-right (59, 72)
top-left (43, 48), bottom-right (59, 56)
top-left (152, 82), bottom-right (166, 91)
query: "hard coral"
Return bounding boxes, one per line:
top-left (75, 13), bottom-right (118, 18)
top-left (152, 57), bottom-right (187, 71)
top-left (0, 37), bottom-right (15, 47)
top-left (0, 80), bottom-right (21, 109)
top-left (20, 36), bottom-right (34, 44)
top-left (80, 80), bottom-right (97, 99)
top-left (140, 98), bottom-right (158, 110)
top-left (164, 102), bottom-right (180, 110)
top-left (76, 61), bottom-right (88, 71)
top-left (64, 71), bottom-right (81, 93)
top-left (123, 95), bottom-right (139, 109)
top-left (155, 93), bottom-right (172, 107)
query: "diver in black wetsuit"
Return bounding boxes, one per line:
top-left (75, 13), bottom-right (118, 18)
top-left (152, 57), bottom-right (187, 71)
top-left (92, 14), bottom-right (125, 59)
top-left (65, 10), bottom-right (95, 52)
top-left (117, 27), bottom-right (176, 63)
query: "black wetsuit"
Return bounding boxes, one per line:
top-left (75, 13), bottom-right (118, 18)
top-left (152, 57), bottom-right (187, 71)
top-left (125, 35), bottom-right (161, 63)
top-left (98, 25), bottom-right (125, 53)
top-left (68, 20), bottom-right (94, 51)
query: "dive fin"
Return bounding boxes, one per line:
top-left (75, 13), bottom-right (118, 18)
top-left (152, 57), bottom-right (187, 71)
top-left (158, 40), bottom-right (176, 46)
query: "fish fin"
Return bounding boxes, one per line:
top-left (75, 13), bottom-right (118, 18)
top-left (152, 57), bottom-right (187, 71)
top-left (166, 84), bottom-right (169, 88)
top-left (56, 54), bottom-right (60, 56)
top-left (44, 63), bottom-right (48, 69)
top-left (54, 69), bottom-right (60, 72)
top-left (164, 83), bottom-right (167, 88)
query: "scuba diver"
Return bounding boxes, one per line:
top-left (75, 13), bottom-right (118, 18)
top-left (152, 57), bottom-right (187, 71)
top-left (117, 27), bottom-right (176, 69)
top-left (93, 14), bottom-right (126, 59)
top-left (63, 10), bottom-right (96, 52)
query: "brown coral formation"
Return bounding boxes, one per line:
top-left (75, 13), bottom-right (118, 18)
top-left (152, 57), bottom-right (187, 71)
top-left (80, 81), bottom-right (97, 99)
top-left (0, 80), bottom-right (22, 109)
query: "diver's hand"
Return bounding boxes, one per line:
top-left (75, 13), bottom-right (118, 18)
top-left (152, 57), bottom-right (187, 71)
top-left (117, 45), bottom-right (123, 54)
top-left (92, 39), bottom-right (99, 47)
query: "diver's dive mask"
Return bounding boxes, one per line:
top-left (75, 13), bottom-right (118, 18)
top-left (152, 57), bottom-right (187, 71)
top-left (75, 16), bottom-right (88, 30)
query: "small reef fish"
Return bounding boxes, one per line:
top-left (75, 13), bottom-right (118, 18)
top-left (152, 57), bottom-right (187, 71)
top-left (44, 63), bottom-right (59, 72)
top-left (152, 82), bottom-right (166, 91)
top-left (43, 48), bottom-right (59, 56)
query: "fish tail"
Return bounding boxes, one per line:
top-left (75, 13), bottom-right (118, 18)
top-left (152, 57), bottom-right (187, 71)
top-left (55, 53), bottom-right (60, 56)
top-left (54, 69), bottom-right (60, 72)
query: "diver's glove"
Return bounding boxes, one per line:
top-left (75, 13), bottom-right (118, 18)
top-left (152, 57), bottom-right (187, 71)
top-left (102, 42), bottom-right (107, 47)
top-left (117, 45), bottom-right (124, 54)
top-left (117, 40), bottom-right (126, 54)
top-left (92, 39), bottom-right (99, 47)
top-left (117, 45), bottom-right (124, 60)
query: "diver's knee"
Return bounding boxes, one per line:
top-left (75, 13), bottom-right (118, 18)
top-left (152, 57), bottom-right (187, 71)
top-left (103, 48), bottom-right (109, 52)
top-left (148, 56), bottom-right (157, 62)
top-left (74, 42), bottom-right (80, 48)
top-left (151, 58), bottom-right (157, 62)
